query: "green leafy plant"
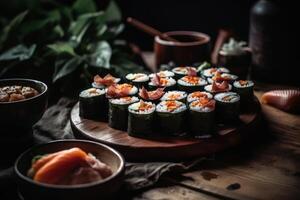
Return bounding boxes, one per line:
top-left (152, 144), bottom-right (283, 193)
top-left (0, 0), bottom-right (146, 97)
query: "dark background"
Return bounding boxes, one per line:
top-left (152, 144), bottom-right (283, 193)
top-left (0, 0), bottom-right (256, 50)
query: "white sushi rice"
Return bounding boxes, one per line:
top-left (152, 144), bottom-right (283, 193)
top-left (161, 91), bottom-right (187, 101)
top-left (80, 88), bottom-right (105, 97)
top-left (204, 84), bottom-right (232, 93)
top-left (110, 96), bottom-right (139, 105)
top-left (189, 100), bottom-right (215, 112)
top-left (92, 78), bottom-right (120, 89)
top-left (149, 70), bottom-right (175, 78)
top-left (187, 91), bottom-right (213, 103)
top-left (202, 67), bottom-right (230, 77)
top-left (177, 76), bottom-right (207, 86)
top-left (126, 73), bottom-right (149, 82)
top-left (156, 100), bottom-right (187, 113)
top-left (233, 80), bottom-right (254, 88)
top-left (214, 92), bottom-right (240, 103)
top-left (172, 67), bottom-right (197, 75)
top-left (128, 101), bottom-right (156, 114)
top-left (148, 77), bottom-right (176, 87)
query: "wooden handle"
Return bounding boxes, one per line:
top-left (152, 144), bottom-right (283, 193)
top-left (127, 17), bottom-right (179, 42)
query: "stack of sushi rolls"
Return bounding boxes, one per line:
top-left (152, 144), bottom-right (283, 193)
top-left (187, 91), bottom-right (213, 104)
top-left (125, 73), bottom-right (149, 88)
top-left (156, 100), bottom-right (187, 135)
top-left (92, 74), bottom-right (120, 89)
top-left (79, 88), bottom-right (108, 121)
top-left (128, 100), bottom-right (156, 137)
top-left (149, 70), bottom-right (175, 79)
top-left (233, 80), bottom-right (254, 108)
top-left (177, 76), bottom-right (207, 93)
top-left (148, 75), bottom-right (176, 91)
top-left (188, 98), bottom-right (216, 137)
top-left (108, 96), bottom-right (139, 131)
top-left (172, 66), bottom-right (198, 80)
top-left (214, 92), bottom-right (240, 123)
top-left (160, 91), bottom-right (187, 103)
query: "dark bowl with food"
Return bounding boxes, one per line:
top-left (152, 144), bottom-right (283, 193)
top-left (0, 78), bottom-right (48, 131)
top-left (14, 139), bottom-right (125, 200)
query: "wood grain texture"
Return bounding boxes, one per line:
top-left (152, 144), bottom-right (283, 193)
top-left (71, 99), bottom-right (260, 161)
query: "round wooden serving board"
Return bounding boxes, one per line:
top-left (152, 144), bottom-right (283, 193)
top-left (71, 99), bottom-right (261, 161)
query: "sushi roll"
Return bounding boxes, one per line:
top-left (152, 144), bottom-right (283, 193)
top-left (106, 83), bottom-right (138, 98)
top-left (138, 87), bottom-right (165, 104)
top-left (125, 73), bottom-right (149, 88)
top-left (177, 76), bottom-right (207, 93)
top-left (172, 66), bottom-right (198, 79)
top-left (79, 88), bottom-right (108, 121)
top-left (128, 100), bottom-right (156, 137)
top-left (197, 61), bottom-right (211, 75)
top-left (188, 98), bottom-right (216, 137)
top-left (160, 90), bottom-right (187, 103)
top-left (148, 75), bottom-right (176, 91)
top-left (108, 96), bottom-right (139, 131)
top-left (187, 91), bottom-right (213, 104)
top-left (156, 100), bottom-right (187, 135)
top-left (214, 92), bottom-right (240, 123)
top-left (202, 67), bottom-right (230, 78)
top-left (92, 74), bottom-right (120, 89)
top-left (233, 80), bottom-right (254, 107)
top-left (204, 81), bottom-right (232, 95)
top-left (207, 72), bottom-right (238, 84)
top-left (149, 70), bottom-right (175, 79)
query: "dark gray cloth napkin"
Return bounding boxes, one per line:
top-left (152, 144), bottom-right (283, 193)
top-left (0, 97), bottom-right (205, 198)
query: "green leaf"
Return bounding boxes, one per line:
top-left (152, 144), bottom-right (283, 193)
top-left (72, 0), bottom-right (97, 15)
top-left (0, 44), bottom-right (36, 61)
top-left (47, 42), bottom-right (75, 56)
top-left (87, 41), bottom-right (112, 69)
top-left (0, 10), bottom-right (28, 47)
top-left (105, 0), bottom-right (122, 22)
top-left (53, 57), bottom-right (82, 82)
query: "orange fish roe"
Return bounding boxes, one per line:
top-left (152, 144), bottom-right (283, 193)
top-left (118, 83), bottom-right (132, 90)
top-left (182, 76), bottom-right (200, 85)
top-left (191, 91), bottom-right (208, 99)
top-left (159, 78), bottom-right (168, 86)
top-left (191, 98), bottom-right (215, 108)
top-left (168, 93), bottom-right (181, 100)
top-left (165, 100), bottom-right (180, 112)
top-left (139, 101), bottom-right (153, 111)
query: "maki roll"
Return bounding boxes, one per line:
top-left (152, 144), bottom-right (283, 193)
top-left (188, 98), bottom-right (216, 137)
top-left (128, 100), bottom-right (156, 137)
top-left (149, 70), bottom-right (175, 79)
top-left (108, 96), bottom-right (139, 131)
top-left (214, 92), bottom-right (240, 123)
top-left (138, 87), bottom-right (165, 104)
top-left (187, 91), bottom-right (213, 104)
top-left (92, 74), bottom-right (120, 89)
top-left (160, 90), bottom-right (187, 103)
top-left (106, 83), bottom-right (138, 98)
top-left (125, 73), bottom-right (149, 88)
top-left (79, 88), bottom-right (108, 121)
top-left (204, 81), bottom-right (232, 95)
top-left (156, 100), bottom-right (187, 135)
top-left (202, 67), bottom-right (230, 78)
top-left (233, 80), bottom-right (254, 107)
top-left (172, 66), bottom-right (198, 79)
top-left (177, 76), bottom-right (207, 93)
top-left (148, 75), bottom-right (176, 91)
top-left (207, 72), bottom-right (238, 84)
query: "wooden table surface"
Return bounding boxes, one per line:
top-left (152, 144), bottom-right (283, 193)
top-left (125, 53), bottom-right (300, 200)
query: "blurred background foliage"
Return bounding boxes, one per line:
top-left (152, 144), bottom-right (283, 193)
top-left (0, 0), bottom-right (146, 101)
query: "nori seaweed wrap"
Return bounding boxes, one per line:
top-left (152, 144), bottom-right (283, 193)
top-left (188, 99), bottom-right (215, 138)
top-left (79, 88), bottom-right (108, 121)
top-left (125, 73), bottom-right (149, 88)
top-left (128, 101), bottom-right (156, 137)
top-left (214, 92), bottom-right (240, 123)
top-left (108, 96), bottom-right (139, 131)
top-left (156, 100), bottom-right (187, 135)
top-left (233, 80), bottom-right (254, 108)
top-left (177, 76), bottom-right (207, 93)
